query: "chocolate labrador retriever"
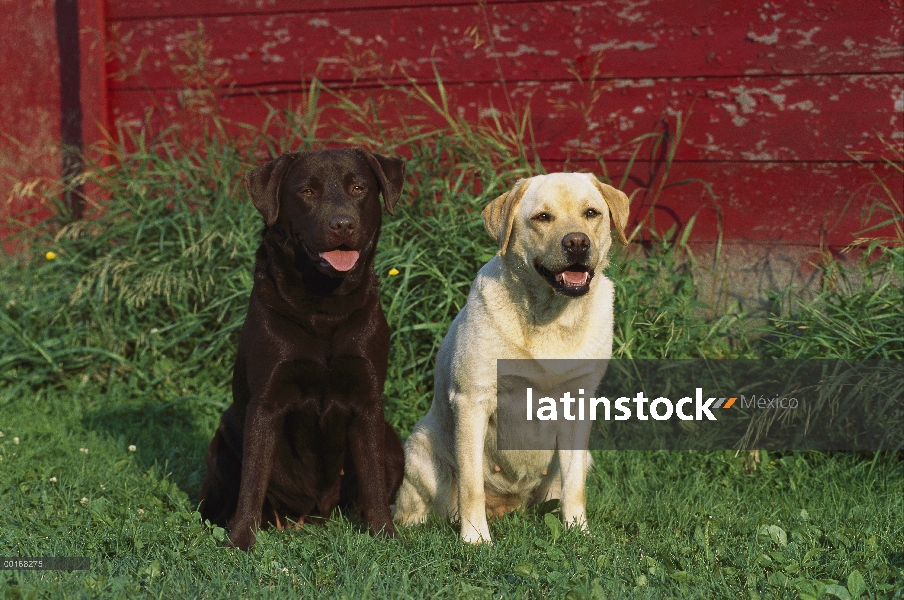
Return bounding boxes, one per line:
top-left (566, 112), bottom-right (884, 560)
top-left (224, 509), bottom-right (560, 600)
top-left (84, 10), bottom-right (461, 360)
top-left (199, 148), bottom-right (406, 550)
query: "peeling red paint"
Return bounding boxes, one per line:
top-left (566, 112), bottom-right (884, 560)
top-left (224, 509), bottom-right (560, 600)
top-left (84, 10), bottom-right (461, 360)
top-left (110, 75), bottom-right (902, 163)
top-left (3, 0), bottom-right (902, 248)
top-left (106, 2), bottom-right (904, 89)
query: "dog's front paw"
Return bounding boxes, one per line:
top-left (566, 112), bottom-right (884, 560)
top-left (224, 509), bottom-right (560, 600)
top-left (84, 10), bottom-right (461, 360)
top-left (394, 501), bottom-right (429, 526)
top-left (460, 522), bottom-right (493, 545)
top-left (562, 512), bottom-right (589, 532)
top-left (366, 513), bottom-right (398, 538)
top-left (227, 524), bottom-right (256, 551)
top-left (372, 521), bottom-right (399, 538)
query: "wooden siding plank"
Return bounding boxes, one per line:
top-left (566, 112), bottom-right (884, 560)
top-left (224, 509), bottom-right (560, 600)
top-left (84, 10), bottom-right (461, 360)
top-left (106, 2), bottom-right (904, 90)
top-left (108, 0), bottom-right (532, 21)
top-left (1, 0), bottom-right (111, 245)
top-left (108, 75), bottom-right (904, 163)
top-left (0, 0), bottom-right (59, 234)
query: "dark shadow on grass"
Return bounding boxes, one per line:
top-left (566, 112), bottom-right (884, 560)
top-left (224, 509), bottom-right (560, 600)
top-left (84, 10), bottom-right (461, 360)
top-left (83, 396), bottom-right (225, 501)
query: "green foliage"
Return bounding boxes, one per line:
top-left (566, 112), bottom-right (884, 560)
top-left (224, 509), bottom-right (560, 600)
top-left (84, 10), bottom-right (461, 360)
top-left (610, 226), bottom-right (751, 361)
top-left (765, 245), bottom-right (904, 359)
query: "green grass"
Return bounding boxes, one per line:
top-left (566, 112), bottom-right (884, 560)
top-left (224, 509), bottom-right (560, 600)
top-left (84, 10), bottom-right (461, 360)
top-left (1, 82), bottom-right (903, 598)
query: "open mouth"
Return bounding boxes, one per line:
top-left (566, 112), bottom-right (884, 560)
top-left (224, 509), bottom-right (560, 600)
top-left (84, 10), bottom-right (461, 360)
top-left (316, 245), bottom-right (360, 272)
top-left (534, 261), bottom-right (595, 297)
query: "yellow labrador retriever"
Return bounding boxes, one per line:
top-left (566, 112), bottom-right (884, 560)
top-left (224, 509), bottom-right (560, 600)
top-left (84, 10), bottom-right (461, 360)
top-left (394, 173), bottom-right (629, 544)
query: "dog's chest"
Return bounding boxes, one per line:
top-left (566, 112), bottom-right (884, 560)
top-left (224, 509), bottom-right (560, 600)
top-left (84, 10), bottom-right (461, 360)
top-left (481, 449), bottom-right (553, 498)
top-left (282, 400), bottom-right (354, 457)
top-left (481, 417), bottom-right (555, 494)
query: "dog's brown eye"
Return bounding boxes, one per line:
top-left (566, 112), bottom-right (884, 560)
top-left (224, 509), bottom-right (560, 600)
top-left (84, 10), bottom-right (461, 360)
top-left (584, 208), bottom-right (600, 218)
top-left (352, 185), bottom-right (365, 194)
top-left (299, 188), bottom-right (314, 196)
top-left (532, 212), bottom-right (553, 222)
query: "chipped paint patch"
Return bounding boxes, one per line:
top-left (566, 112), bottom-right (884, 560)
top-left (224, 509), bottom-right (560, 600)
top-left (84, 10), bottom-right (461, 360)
top-left (788, 100), bottom-right (818, 113)
top-left (740, 142), bottom-right (777, 162)
top-left (746, 28), bottom-right (779, 45)
top-left (614, 0), bottom-right (652, 24)
top-left (789, 26), bottom-right (820, 47)
top-left (588, 39), bottom-right (656, 52)
top-left (613, 78), bottom-right (656, 89)
top-left (506, 44), bottom-right (539, 57)
top-left (729, 85), bottom-right (788, 113)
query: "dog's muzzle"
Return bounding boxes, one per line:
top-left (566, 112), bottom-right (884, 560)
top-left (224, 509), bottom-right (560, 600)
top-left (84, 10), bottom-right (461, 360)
top-left (534, 260), bottom-right (595, 297)
top-left (531, 231), bottom-right (596, 297)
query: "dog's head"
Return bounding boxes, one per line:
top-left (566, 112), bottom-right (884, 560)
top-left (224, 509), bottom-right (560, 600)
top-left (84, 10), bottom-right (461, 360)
top-left (246, 148), bottom-right (404, 282)
top-left (482, 173), bottom-right (629, 297)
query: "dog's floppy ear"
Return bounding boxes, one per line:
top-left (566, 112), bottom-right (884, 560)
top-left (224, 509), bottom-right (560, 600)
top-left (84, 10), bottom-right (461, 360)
top-left (587, 175), bottom-right (630, 245)
top-left (359, 150), bottom-right (406, 215)
top-left (245, 153), bottom-right (299, 226)
top-left (481, 178), bottom-right (531, 256)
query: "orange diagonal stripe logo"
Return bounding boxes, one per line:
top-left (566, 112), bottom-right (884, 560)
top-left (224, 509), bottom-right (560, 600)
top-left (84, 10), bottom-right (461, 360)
top-left (723, 397), bottom-right (736, 409)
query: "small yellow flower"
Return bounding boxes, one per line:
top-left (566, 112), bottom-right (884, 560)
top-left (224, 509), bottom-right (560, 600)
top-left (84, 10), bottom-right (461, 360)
top-left (388, 268), bottom-right (400, 276)
top-left (45, 251), bottom-right (56, 260)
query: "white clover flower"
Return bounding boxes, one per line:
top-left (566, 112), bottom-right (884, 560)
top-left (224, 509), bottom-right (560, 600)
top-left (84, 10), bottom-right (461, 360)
top-left (80, 497), bottom-right (89, 506)
top-left (79, 448), bottom-right (88, 454)
top-left (128, 445), bottom-right (137, 452)
top-left (49, 477), bottom-right (57, 483)
top-left (13, 437), bottom-right (19, 445)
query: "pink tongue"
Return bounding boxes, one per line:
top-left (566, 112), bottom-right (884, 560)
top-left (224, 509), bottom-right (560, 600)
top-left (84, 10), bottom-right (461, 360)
top-left (319, 250), bottom-right (360, 272)
top-left (562, 271), bottom-right (588, 286)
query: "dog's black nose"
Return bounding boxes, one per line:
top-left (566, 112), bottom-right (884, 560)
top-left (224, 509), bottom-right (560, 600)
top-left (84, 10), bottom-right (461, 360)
top-left (562, 232), bottom-right (590, 257)
top-left (329, 215), bottom-right (357, 236)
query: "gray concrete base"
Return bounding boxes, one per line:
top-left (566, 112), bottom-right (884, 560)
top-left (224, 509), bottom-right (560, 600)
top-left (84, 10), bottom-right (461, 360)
top-left (689, 242), bottom-right (843, 316)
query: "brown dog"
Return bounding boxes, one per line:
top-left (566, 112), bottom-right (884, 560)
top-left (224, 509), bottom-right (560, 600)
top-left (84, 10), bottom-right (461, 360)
top-left (199, 148), bottom-right (406, 550)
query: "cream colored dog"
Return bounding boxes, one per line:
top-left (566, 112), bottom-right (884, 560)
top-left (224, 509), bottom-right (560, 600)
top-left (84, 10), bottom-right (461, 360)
top-left (394, 173), bottom-right (629, 544)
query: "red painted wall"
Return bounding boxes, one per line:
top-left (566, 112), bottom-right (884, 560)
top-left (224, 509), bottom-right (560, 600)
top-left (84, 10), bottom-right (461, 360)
top-left (3, 1), bottom-right (902, 247)
top-left (0, 0), bottom-right (107, 242)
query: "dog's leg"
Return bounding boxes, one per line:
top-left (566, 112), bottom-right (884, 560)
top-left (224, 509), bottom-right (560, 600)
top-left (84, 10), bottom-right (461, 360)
top-left (558, 449), bottom-right (591, 531)
top-left (395, 423), bottom-right (450, 525)
top-left (199, 413), bottom-right (242, 527)
top-left (383, 420), bottom-right (406, 503)
top-left (348, 411), bottom-right (397, 537)
top-left (454, 402), bottom-right (492, 544)
top-left (228, 406), bottom-right (283, 550)
top-left (528, 452), bottom-right (561, 506)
